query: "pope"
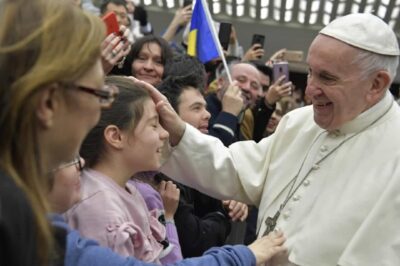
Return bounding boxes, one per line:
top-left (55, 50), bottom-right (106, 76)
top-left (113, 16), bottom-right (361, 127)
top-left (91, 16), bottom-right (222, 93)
top-left (136, 13), bottom-right (400, 266)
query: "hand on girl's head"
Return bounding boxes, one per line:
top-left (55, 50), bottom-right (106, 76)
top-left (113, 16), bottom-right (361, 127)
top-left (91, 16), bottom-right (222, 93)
top-left (128, 76), bottom-right (186, 146)
top-left (128, 76), bottom-right (168, 104)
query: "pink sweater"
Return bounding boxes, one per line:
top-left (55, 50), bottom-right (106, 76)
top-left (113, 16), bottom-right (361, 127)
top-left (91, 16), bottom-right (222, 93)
top-left (64, 169), bottom-right (167, 263)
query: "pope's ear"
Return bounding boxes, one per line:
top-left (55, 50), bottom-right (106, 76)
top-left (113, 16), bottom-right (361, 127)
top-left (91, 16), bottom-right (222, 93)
top-left (366, 70), bottom-right (391, 103)
top-left (36, 84), bottom-right (60, 129)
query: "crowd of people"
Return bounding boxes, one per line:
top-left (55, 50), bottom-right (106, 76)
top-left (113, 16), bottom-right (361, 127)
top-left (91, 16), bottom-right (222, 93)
top-left (1, 0), bottom-right (399, 266)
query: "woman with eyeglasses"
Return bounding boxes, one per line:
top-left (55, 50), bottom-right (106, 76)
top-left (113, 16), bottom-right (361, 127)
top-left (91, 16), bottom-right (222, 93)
top-left (0, 0), bottom-right (116, 265)
top-left (52, 78), bottom-right (285, 266)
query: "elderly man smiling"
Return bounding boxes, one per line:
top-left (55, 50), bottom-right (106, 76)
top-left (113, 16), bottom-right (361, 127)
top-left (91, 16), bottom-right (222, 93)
top-left (138, 13), bottom-right (400, 266)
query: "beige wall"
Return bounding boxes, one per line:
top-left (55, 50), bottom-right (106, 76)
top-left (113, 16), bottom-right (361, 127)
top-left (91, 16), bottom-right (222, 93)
top-left (147, 8), bottom-right (400, 85)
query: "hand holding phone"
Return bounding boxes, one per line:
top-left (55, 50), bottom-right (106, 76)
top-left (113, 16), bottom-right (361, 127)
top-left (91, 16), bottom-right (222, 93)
top-left (273, 61), bottom-right (289, 83)
top-left (282, 50), bottom-right (304, 62)
top-left (218, 22), bottom-right (232, 51)
top-left (251, 34), bottom-right (265, 50)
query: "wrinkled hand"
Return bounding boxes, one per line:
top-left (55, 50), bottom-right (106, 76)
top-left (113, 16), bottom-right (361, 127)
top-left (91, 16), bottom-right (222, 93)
top-left (172, 5), bottom-right (192, 27)
top-left (248, 230), bottom-right (286, 265)
top-left (129, 77), bottom-right (186, 146)
top-left (101, 25), bottom-right (132, 74)
top-left (264, 76), bottom-right (293, 105)
top-left (221, 81), bottom-right (245, 116)
top-left (268, 48), bottom-right (287, 64)
top-left (223, 200), bottom-right (249, 222)
top-left (158, 180), bottom-right (180, 220)
top-left (243, 44), bottom-right (265, 61)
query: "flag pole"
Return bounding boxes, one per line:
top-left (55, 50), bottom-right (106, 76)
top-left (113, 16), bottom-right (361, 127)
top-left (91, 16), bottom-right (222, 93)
top-left (200, 0), bottom-right (233, 84)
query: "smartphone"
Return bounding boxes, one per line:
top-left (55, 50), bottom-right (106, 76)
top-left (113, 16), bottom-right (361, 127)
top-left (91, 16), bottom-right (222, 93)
top-left (218, 22), bottom-right (232, 51)
top-left (251, 34), bottom-right (265, 50)
top-left (273, 61), bottom-right (289, 83)
top-left (182, 0), bottom-right (192, 7)
top-left (102, 12), bottom-right (120, 36)
top-left (282, 50), bottom-right (304, 62)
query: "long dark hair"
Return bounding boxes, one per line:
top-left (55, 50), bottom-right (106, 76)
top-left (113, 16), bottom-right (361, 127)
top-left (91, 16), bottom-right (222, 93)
top-left (80, 76), bottom-right (150, 168)
top-left (110, 35), bottom-right (173, 76)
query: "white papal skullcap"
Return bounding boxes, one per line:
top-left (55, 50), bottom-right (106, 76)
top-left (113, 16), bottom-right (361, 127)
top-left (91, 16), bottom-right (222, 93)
top-left (320, 13), bottom-right (400, 56)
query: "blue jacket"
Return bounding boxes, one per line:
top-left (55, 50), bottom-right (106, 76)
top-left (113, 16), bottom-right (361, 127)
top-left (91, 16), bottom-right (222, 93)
top-left (50, 214), bottom-right (255, 266)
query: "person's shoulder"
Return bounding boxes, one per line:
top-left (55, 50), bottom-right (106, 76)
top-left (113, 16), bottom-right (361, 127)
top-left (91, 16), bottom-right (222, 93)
top-left (270, 105), bottom-right (318, 139)
top-left (389, 99), bottom-right (400, 118)
top-left (68, 184), bottom-right (125, 219)
top-left (286, 105), bottom-right (313, 116)
top-left (0, 171), bottom-right (34, 226)
top-left (129, 180), bottom-right (162, 203)
top-left (281, 105), bottom-right (314, 126)
top-left (0, 170), bottom-right (18, 190)
top-left (80, 170), bottom-right (125, 201)
top-left (0, 170), bottom-right (33, 215)
top-left (130, 180), bottom-right (154, 193)
top-left (0, 170), bottom-right (39, 265)
top-left (205, 93), bottom-right (219, 104)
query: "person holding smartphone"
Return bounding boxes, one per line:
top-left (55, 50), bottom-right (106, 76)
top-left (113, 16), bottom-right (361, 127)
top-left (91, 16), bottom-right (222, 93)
top-left (99, 1), bottom-right (133, 73)
top-left (243, 34), bottom-right (266, 61)
top-left (162, 4), bottom-right (192, 43)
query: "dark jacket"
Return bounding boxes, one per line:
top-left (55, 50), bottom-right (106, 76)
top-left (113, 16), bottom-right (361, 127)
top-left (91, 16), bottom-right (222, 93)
top-left (174, 183), bottom-right (231, 258)
top-left (155, 173), bottom-right (231, 258)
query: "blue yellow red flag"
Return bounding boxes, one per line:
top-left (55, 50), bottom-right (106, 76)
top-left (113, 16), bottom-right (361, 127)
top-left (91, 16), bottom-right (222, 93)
top-left (187, 0), bottom-right (221, 63)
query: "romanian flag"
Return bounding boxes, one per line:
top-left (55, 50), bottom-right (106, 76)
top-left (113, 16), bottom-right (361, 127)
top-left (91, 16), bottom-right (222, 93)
top-left (187, 0), bottom-right (221, 63)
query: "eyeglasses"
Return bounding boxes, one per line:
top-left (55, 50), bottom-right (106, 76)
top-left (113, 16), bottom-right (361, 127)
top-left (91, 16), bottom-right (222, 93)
top-left (75, 84), bottom-right (119, 108)
top-left (53, 156), bottom-right (83, 172)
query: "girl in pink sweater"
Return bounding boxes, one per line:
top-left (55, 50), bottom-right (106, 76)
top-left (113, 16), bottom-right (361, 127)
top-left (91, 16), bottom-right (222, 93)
top-left (65, 76), bottom-right (181, 264)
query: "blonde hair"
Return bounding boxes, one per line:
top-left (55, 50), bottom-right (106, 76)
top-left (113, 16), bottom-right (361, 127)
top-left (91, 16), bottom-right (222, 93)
top-left (0, 0), bottom-right (105, 263)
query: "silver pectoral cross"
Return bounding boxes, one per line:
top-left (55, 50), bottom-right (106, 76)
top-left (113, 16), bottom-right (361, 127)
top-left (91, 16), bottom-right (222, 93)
top-left (262, 210), bottom-right (280, 236)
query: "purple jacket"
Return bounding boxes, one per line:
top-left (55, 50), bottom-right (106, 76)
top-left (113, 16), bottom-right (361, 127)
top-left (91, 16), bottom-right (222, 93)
top-left (131, 180), bottom-right (182, 264)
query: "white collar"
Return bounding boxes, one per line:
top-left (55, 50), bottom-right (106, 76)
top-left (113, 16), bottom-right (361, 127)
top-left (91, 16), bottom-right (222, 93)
top-left (336, 91), bottom-right (394, 135)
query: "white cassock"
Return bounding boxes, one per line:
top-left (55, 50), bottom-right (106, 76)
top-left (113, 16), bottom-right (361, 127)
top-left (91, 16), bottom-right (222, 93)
top-left (161, 91), bottom-right (400, 266)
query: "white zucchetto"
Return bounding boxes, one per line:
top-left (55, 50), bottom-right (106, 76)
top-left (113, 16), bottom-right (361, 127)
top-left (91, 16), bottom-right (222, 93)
top-left (320, 13), bottom-right (400, 56)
